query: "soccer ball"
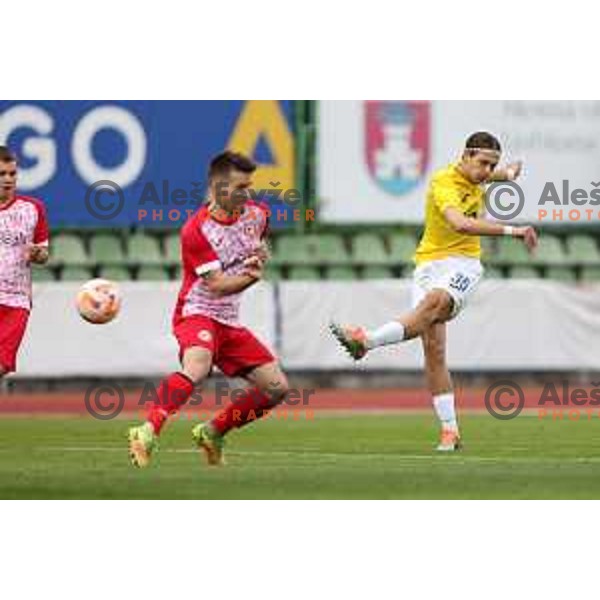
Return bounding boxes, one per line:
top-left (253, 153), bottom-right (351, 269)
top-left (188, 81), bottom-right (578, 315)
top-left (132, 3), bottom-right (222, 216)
top-left (76, 279), bottom-right (121, 324)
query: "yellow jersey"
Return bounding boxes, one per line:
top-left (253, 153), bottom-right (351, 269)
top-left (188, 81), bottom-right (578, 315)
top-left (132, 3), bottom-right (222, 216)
top-left (414, 163), bottom-right (484, 265)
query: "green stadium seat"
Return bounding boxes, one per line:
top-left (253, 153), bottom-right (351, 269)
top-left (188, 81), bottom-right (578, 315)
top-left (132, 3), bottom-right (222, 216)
top-left (305, 234), bottom-right (349, 265)
top-left (362, 266), bottom-right (394, 280)
top-left (50, 234), bottom-right (89, 266)
top-left (388, 232), bottom-right (417, 265)
top-left (263, 264), bottom-right (282, 281)
top-left (32, 267), bottom-right (56, 282)
top-left (164, 233), bottom-right (180, 265)
top-left (481, 237), bottom-right (498, 263)
top-left (61, 266), bottom-right (93, 281)
top-left (545, 266), bottom-right (577, 282)
top-left (137, 266), bottom-right (169, 281)
top-left (274, 234), bottom-right (350, 266)
top-left (287, 266), bottom-right (320, 280)
top-left (325, 266), bottom-right (356, 280)
top-left (127, 233), bottom-right (163, 265)
top-left (351, 234), bottom-right (389, 266)
top-left (89, 234), bottom-right (125, 266)
top-left (173, 265), bottom-right (182, 280)
top-left (510, 266), bottom-right (540, 279)
top-left (531, 236), bottom-right (566, 266)
top-left (484, 266), bottom-right (504, 279)
top-left (98, 266), bottom-right (131, 281)
top-left (272, 235), bottom-right (309, 266)
top-left (496, 237), bottom-right (531, 265)
top-left (565, 235), bottom-right (600, 265)
top-left (581, 266), bottom-right (600, 282)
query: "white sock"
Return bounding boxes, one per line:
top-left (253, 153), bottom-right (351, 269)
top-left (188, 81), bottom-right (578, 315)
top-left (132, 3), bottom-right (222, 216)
top-left (365, 321), bottom-right (406, 349)
top-left (433, 392), bottom-right (458, 430)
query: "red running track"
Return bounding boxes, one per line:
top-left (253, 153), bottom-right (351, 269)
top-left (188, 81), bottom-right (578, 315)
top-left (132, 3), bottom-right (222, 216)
top-left (0, 386), bottom-right (583, 414)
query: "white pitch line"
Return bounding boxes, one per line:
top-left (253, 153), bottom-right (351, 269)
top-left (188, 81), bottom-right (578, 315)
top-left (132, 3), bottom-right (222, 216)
top-left (31, 446), bottom-right (600, 464)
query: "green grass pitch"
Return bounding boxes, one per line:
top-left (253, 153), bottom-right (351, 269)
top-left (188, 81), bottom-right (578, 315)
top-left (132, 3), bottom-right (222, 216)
top-left (1, 413), bottom-right (600, 499)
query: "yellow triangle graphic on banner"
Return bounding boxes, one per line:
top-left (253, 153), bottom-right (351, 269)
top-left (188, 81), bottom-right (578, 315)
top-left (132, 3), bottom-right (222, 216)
top-left (227, 100), bottom-right (294, 194)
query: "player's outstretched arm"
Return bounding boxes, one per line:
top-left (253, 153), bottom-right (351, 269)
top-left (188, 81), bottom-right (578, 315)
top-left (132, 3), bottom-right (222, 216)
top-left (443, 207), bottom-right (538, 252)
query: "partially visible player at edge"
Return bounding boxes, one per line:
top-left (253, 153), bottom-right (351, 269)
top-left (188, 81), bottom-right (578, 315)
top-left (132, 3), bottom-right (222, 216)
top-left (0, 146), bottom-right (50, 379)
top-left (128, 151), bottom-right (288, 467)
top-left (330, 132), bottom-right (538, 451)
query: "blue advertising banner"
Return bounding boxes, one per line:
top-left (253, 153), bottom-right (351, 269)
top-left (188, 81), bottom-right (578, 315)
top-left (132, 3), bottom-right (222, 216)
top-left (0, 100), bottom-right (302, 228)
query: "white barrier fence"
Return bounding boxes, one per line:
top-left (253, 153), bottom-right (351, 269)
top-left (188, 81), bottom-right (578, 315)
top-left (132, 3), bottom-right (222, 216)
top-left (15, 280), bottom-right (600, 377)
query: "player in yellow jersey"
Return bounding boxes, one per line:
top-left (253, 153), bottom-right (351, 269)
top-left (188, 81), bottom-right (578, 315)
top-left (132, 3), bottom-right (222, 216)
top-left (330, 132), bottom-right (538, 451)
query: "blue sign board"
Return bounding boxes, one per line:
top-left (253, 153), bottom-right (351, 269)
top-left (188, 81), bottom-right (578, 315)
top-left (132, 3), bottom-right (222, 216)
top-left (0, 100), bottom-right (298, 227)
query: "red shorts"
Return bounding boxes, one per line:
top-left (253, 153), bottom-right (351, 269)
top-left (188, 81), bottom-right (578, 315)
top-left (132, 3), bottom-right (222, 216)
top-left (0, 305), bottom-right (30, 373)
top-left (173, 314), bottom-right (275, 378)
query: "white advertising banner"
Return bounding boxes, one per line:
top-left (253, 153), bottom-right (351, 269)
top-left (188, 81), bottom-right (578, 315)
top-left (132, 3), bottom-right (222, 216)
top-left (281, 280), bottom-right (600, 371)
top-left (17, 282), bottom-right (276, 378)
top-left (318, 101), bottom-right (600, 225)
top-left (12, 280), bottom-right (600, 377)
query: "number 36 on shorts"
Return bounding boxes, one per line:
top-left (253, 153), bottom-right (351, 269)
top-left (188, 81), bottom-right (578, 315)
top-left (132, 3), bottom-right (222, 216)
top-left (448, 273), bottom-right (472, 292)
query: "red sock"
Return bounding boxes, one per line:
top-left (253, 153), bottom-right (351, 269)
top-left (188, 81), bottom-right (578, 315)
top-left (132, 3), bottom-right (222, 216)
top-left (211, 387), bottom-right (277, 436)
top-left (147, 372), bottom-right (195, 435)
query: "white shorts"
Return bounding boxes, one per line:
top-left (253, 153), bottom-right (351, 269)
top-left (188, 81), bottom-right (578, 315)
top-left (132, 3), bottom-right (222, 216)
top-left (411, 256), bottom-right (483, 318)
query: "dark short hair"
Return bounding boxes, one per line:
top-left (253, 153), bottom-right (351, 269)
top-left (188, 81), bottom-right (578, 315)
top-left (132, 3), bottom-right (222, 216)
top-left (465, 132), bottom-right (501, 153)
top-left (0, 146), bottom-right (16, 163)
top-left (208, 150), bottom-right (256, 180)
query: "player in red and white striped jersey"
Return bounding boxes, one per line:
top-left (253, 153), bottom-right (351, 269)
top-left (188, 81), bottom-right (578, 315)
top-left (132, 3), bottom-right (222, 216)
top-left (0, 146), bottom-right (50, 377)
top-left (128, 151), bottom-right (289, 467)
